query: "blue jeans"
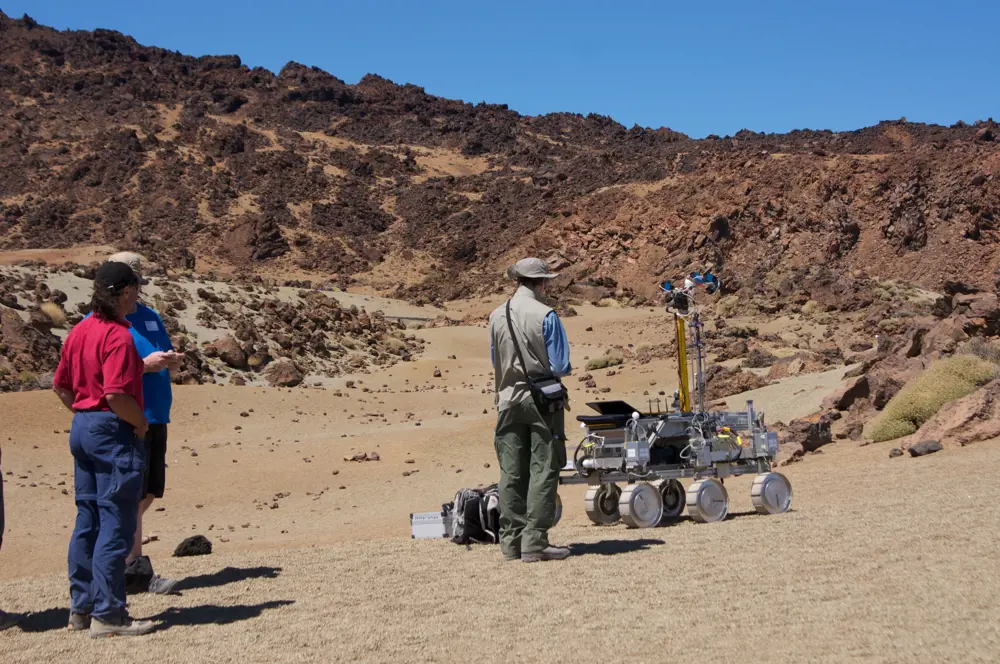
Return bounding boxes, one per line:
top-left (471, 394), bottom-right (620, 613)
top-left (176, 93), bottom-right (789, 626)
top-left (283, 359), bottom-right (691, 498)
top-left (68, 411), bottom-right (145, 623)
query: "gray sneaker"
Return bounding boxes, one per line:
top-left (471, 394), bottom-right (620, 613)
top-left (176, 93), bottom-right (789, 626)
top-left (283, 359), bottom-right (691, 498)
top-left (521, 546), bottom-right (571, 563)
top-left (67, 612), bottom-right (91, 631)
top-left (0, 610), bottom-right (21, 631)
top-left (89, 616), bottom-right (155, 638)
top-left (147, 575), bottom-right (180, 595)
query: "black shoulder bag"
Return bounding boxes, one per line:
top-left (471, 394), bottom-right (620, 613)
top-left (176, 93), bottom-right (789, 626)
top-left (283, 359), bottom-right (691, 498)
top-left (505, 300), bottom-right (568, 414)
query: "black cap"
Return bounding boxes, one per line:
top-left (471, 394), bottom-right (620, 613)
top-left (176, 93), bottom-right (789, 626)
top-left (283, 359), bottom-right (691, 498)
top-left (94, 261), bottom-right (139, 294)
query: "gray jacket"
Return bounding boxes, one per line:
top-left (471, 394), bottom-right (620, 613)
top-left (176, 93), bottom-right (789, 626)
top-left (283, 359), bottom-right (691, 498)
top-left (489, 286), bottom-right (555, 411)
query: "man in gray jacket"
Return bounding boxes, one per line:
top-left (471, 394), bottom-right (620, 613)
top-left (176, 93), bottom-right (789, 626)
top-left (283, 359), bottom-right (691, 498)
top-left (489, 258), bottom-right (572, 563)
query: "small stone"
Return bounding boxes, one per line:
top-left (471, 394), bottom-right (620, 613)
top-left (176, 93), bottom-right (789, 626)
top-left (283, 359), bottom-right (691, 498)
top-left (889, 448), bottom-right (903, 458)
top-left (483, 463), bottom-right (491, 469)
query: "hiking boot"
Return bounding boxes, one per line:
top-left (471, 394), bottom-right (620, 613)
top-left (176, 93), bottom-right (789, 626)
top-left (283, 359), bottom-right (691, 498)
top-left (147, 575), bottom-right (180, 595)
top-left (502, 552), bottom-right (520, 562)
top-left (67, 612), bottom-right (91, 631)
top-left (89, 616), bottom-right (155, 638)
top-left (521, 546), bottom-right (571, 563)
top-left (0, 610), bottom-right (21, 631)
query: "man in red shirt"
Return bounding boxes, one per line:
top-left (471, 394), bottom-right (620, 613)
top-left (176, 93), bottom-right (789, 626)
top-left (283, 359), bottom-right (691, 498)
top-left (53, 261), bottom-right (156, 638)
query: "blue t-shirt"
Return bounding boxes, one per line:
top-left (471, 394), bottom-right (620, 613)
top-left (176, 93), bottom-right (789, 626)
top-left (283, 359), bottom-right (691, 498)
top-left (126, 303), bottom-right (174, 424)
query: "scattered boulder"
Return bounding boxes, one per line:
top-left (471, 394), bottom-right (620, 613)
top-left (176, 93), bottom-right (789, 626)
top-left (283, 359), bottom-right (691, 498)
top-left (896, 380), bottom-right (1000, 450)
top-left (703, 365), bottom-right (769, 401)
top-left (821, 375), bottom-right (870, 411)
top-left (908, 440), bottom-right (943, 457)
top-left (345, 452), bottom-right (380, 462)
top-left (889, 448), bottom-right (903, 458)
top-left (212, 335), bottom-right (248, 369)
top-left (742, 348), bottom-right (776, 368)
top-left (785, 414), bottom-right (834, 453)
top-left (265, 358), bottom-right (303, 387)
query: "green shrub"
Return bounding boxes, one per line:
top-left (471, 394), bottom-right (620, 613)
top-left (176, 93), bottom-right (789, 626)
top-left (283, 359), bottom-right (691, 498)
top-left (586, 353), bottom-right (624, 371)
top-left (866, 355), bottom-right (998, 442)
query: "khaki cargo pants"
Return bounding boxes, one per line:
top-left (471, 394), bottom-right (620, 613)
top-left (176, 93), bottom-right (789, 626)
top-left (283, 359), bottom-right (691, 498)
top-left (494, 398), bottom-right (566, 556)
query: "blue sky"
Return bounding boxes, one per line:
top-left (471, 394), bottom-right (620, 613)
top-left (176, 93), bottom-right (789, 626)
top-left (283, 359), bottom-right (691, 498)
top-left (5, 1), bottom-right (998, 138)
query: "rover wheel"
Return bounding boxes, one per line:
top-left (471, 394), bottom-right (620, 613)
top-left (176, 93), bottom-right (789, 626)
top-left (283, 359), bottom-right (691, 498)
top-left (687, 478), bottom-right (729, 523)
top-left (552, 492), bottom-right (563, 526)
top-left (658, 479), bottom-right (686, 523)
top-left (584, 483), bottom-right (621, 525)
top-left (751, 472), bottom-right (792, 515)
top-left (619, 483), bottom-right (664, 529)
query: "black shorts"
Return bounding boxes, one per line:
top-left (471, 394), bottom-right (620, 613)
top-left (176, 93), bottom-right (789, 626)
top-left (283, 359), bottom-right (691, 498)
top-left (141, 424), bottom-right (168, 499)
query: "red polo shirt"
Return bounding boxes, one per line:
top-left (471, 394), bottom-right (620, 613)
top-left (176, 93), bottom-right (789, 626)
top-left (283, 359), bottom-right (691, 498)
top-left (54, 315), bottom-right (144, 411)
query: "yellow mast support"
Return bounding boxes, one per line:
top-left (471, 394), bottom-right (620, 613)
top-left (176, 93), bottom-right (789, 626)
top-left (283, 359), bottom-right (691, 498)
top-left (675, 313), bottom-right (691, 412)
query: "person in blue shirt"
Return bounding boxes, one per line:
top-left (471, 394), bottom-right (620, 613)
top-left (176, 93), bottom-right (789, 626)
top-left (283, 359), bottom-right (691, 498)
top-left (491, 309), bottom-right (572, 378)
top-left (107, 252), bottom-right (183, 596)
top-left (488, 258), bottom-right (573, 563)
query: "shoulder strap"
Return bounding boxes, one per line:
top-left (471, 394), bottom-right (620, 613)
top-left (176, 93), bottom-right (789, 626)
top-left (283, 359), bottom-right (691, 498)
top-left (505, 299), bottom-right (531, 380)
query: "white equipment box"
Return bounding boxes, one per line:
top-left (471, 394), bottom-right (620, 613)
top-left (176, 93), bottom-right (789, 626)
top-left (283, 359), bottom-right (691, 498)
top-left (410, 511), bottom-right (454, 539)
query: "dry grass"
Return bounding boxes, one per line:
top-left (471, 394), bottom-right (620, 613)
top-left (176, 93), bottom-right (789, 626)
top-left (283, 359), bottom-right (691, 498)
top-left (3, 441), bottom-right (1000, 663)
top-left (867, 355), bottom-right (998, 442)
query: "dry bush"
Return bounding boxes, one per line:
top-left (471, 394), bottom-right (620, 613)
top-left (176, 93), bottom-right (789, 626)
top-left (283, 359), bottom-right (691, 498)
top-left (866, 355), bottom-right (998, 442)
top-left (800, 300), bottom-right (818, 316)
top-left (40, 301), bottom-right (67, 328)
top-left (382, 335), bottom-right (408, 355)
top-left (586, 352), bottom-right (624, 371)
top-left (596, 298), bottom-right (621, 309)
top-left (959, 338), bottom-right (1000, 366)
top-left (715, 295), bottom-right (740, 318)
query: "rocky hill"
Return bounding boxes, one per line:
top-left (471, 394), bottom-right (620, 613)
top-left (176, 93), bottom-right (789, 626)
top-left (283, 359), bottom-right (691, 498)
top-left (1, 11), bottom-right (998, 305)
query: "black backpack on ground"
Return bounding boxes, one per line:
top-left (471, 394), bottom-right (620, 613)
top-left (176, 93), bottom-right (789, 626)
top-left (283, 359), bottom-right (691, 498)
top-left (446, 484), bottom-right (500, 545)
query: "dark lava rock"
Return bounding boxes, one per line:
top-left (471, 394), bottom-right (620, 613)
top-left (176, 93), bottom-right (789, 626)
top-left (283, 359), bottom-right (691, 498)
top-left (908, 440), bottom-right (943, 457)
top-left (173, 535), bottom-right (212, 557)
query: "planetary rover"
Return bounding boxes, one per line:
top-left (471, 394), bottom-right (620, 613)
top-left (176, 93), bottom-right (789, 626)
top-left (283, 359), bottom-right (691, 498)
top-left (557, 272), bottom-right (793, 528)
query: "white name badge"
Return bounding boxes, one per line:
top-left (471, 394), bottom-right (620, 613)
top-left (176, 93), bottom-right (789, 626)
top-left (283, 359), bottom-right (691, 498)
top-left (145, 321), bottom-right (159, 332)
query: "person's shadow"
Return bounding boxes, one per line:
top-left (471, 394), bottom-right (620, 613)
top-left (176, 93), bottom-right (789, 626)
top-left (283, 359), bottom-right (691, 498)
top-left (175, 566), bottom-right (282, 592)
top-left (17, 600), bottom-right (294, 634)
top-left (148, 600), bottom-right (294, 633)
top-left (17, 565), bottom-right (287, 633)
top-left (569, 538), bottom-right (664, 556)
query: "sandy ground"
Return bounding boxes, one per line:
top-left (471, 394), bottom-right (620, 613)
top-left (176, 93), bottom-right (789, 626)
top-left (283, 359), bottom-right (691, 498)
top-left (3, 299), bottom-right (997, 661)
